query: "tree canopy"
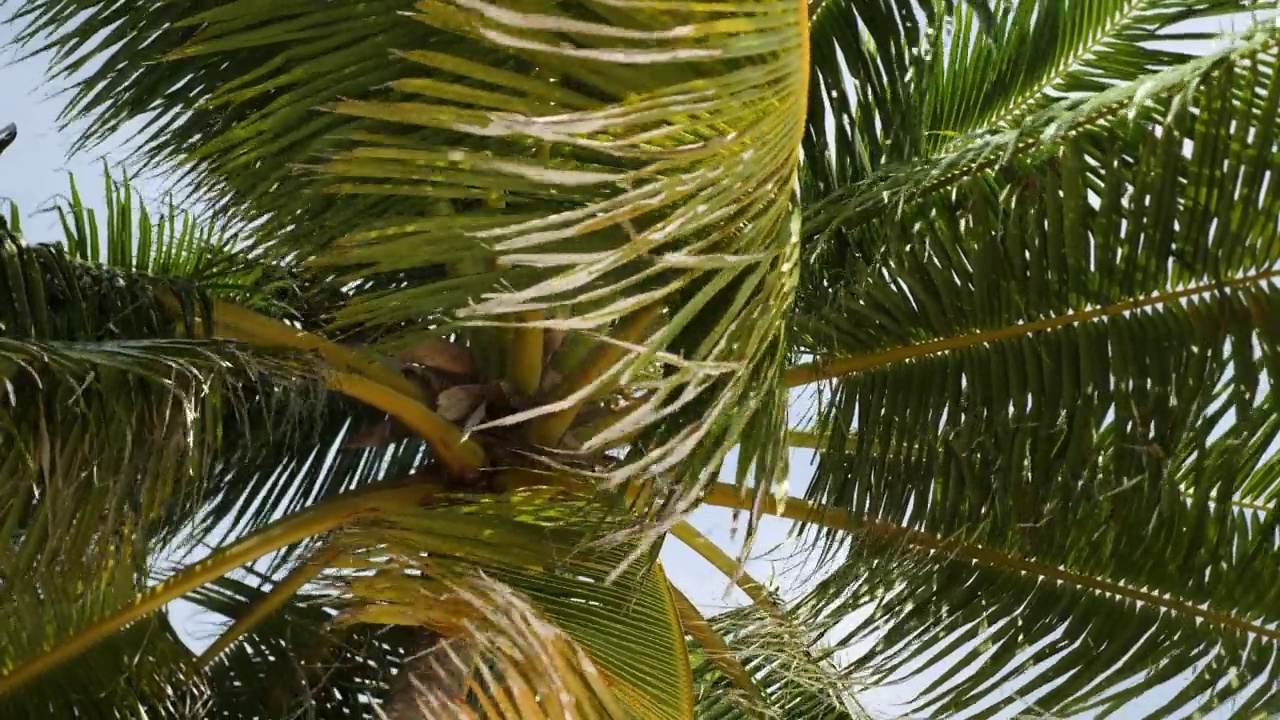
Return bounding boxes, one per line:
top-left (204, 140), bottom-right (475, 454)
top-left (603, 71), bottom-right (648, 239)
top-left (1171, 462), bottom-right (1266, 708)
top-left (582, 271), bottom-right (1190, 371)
top-left (2, 1), bottom-right (1280, 717)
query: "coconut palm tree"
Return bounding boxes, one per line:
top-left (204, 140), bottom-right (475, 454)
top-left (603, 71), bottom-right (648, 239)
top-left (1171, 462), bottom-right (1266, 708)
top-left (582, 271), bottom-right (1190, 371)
top-left (3, 0), bottom-right (1280, 717)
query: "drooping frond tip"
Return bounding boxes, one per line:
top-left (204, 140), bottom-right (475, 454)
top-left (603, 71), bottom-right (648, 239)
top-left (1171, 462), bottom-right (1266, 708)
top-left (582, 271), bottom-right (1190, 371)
top-left (0, 123), bottom-right (15, 157)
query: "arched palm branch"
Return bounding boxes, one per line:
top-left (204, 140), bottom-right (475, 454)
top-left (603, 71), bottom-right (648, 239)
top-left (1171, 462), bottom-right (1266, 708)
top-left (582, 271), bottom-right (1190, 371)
top-left (1, 0), bottom-right (1279, 717)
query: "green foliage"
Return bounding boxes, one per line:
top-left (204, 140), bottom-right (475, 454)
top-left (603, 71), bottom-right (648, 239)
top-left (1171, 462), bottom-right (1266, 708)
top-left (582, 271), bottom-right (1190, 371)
top-left (187, 574), bottom-right (425, 719)
top-left (6, 0), bottom-right (814, 533)
top-left (330, 492), bottom-right (695, 719)
top-left (3, 0), bottom-right (1280, 718)
top-left (689, 604), bottom-right (866, 720)
top-left (789, 4), bottom-right (1280, 717)
top-left (0, 528), bottom-right (204, 718)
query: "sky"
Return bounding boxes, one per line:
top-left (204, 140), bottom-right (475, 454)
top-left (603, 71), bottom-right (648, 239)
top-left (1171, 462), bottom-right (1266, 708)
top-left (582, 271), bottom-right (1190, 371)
top-left (0, 7), bottom-right (1268, 720)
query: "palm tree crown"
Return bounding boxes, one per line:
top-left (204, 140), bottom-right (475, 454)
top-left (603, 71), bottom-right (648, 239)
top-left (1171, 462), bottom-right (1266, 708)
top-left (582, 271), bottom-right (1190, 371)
top-left (2, 1), bottom-right (1279, 718)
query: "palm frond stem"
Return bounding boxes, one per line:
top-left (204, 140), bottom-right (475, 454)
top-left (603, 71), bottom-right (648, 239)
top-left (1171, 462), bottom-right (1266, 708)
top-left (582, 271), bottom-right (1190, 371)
top-left (330, 372), bottom-right (485, 477)
top-left (671, 521), bottom-right (777, 609)
top-left (507, 311), bottom-right (545, 397)
top-left (0, 480), bottom-right (445, 694)
top-left (527, 304), bottom-right (662, 447)
top-left (785, 267), bottom-right (1280, 386)
top-left (670, 585), bottom-right (764, 708)
top-left (785, 430), bottom-right (825, 449)
top-left (701, 484), bottom-right (1280, 643)
top-left (195, 297), bottom-right (424, 401)
top-left (196, 545), bottom-right (343, 667)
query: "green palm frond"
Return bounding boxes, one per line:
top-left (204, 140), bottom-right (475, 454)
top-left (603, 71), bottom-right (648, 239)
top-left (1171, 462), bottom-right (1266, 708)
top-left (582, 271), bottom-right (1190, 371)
top-left (781, 19), bottom-right (1280, 716)
top-left (0, 600), bottom-right (202, 718)
top-left (173, 490), bottom-right (695, 720)
top-left (0, 478), bottom-right (443, 710)
top-left (46, 165), bottom-right (351, 324)
top-left (55, 167), bottom-right (232, 277)
top-left (796, 504), bottom-right (1280, 718)
top-left (330, 489), bottom-right (693, 719)
top-left (915, 0), bottom-right (1268, 150)
top-left (1, 171), bottom-right (443, 560)
top-left (793, 37), bottom-right (1280, 542)
top-left (0, 176), bottom-right (334, 550)
top-left (10, 1), bottom-right (1280, 717)
top-left (5, 0), bottom-right (427, 231)
top-left (805, 0), bottom-right (1266, 195)
top-left (805, 21), bottom-right (1280, 240)
top-left (0, 175), bottom-right (318, 696)
top-left (18, 484), bottom-right (698, 718)
top-left (185, 574), bottom-right (422, 719)
top-left (804, 0), bottom-right (993, 191)
top-left (10, 0), bottom-right (810, 537)
top-left (0, 335), bottom-right (325, 589)
top-left (0, 199), bottom-right (17, 245)
top-left (374, 573), bottom-right (640, 720)
top-left (689, 603), bottom-right (868, 720)
top-left (0, 516), bottom-right (205, 718)
top-left (698, 486), bottom-right (1280, 717)
top-left (0, 313), bottom-right (311, 559)
top-left (666, 521), bottom-right (871, 717)
top-left (305, 1), bottom-right (807, 518)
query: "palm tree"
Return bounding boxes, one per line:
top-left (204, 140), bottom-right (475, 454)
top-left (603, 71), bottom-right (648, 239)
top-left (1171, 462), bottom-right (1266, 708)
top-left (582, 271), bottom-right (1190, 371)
top-left (3, 0), bottom-right (1280, 717)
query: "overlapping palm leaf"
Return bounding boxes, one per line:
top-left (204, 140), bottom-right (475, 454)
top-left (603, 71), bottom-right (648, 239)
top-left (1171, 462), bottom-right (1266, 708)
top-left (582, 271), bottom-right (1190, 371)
top-left (310, 1), bottom-right (808, 515)
top-left (327, 489), bottom-right (694, 719)
top-left (804, 0), bottom-right (1268, 200)
top-left (785, 14), bottom-right (1280, 719)
top-left (798, 36), bottom-right (1280, 529)
top-left (804, 19), bottom-right (1280, 241)
top-left (5, 0), bottom-right (439, 248)
top-left (915, 0), bottom-right (1269, 151)
top-left (804, 0), bottom-right (994, 193)
top-left (0, 179), bottom-right (330, 714)
top-left (152, 488), bottom-right (703, 719)
top-left (185, 574), bottom-right (424, 719)
top-left (8, 1), bottom-right (812, 534)
top-left (1, 173), bottom-right (360, 554)
top-left (687, 602), bottom-right (868, 720)
top-left (0, 545), bottom-right (206, 718)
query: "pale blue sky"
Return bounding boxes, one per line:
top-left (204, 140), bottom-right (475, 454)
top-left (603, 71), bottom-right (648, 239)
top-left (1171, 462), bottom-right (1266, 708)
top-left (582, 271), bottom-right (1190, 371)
top-left (1, 9), bottom-right (1266, 719)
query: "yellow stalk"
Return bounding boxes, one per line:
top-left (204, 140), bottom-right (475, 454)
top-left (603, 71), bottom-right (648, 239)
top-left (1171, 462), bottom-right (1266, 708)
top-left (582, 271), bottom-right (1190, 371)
top-left (785, 429), bottom-right (822, 449)
top-left (197, 545), bottom-right (344, 667)
top-left (670, 521), bottom-right (776, 609)
top-left (785, 269), bottom-right (1280, 387)
top-left (507, 311), bottom-right (545, 396)
top-left (0, 481), bottom-right (443, 695)
top-left (203, 299), bottom-right (424, 401)
top-left (527, 305), bottom-right (661, 447)
top-left (440, 214), bottom-right (504, 383)
top-left (330, 372), bottom-right (486, 477)
top-left (159, 295), bottom-right (487, 473)
top-left (669, 585), bottom-right (764, 709)
top-left (700, 483), bottom-right (1280, 642)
